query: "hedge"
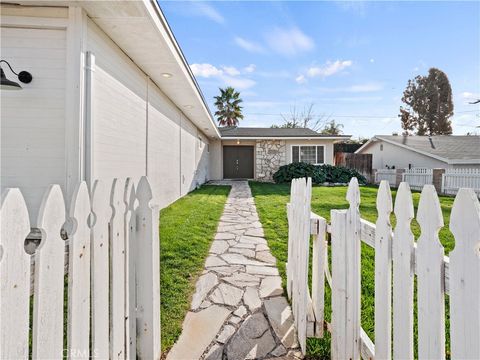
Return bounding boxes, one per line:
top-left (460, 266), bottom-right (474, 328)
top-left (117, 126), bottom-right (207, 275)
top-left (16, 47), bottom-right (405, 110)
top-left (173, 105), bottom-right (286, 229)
top-left (272, 162), bottom-right (367, 185)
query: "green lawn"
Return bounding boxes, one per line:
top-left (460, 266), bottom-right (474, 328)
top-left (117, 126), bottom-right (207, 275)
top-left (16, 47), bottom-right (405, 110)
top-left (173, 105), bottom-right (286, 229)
top-left (159, 185), bottom-right (231, 352)
top-left (250, 181), bottom-right (455, 359)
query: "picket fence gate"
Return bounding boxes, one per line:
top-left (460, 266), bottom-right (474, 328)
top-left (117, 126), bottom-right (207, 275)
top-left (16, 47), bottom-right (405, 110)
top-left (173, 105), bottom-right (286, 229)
top-left (374, 169), bottom-right (396, 185)
top-left (286, 177), bottom-right (480, 359)
top-left (0, 176), bottom-right (160, 360)
top-left (442, 168), bottom-right (480, 196)
top-left (402, 168), bottom-right (433, 190)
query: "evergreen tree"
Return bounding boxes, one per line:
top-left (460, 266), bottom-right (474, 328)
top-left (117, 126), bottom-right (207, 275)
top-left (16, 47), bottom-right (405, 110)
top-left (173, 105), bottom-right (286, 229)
top-left (399, 67), bottom-right (453, 135)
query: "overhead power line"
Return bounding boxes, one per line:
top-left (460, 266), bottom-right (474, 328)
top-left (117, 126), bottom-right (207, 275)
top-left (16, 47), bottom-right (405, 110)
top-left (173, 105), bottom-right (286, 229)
top-left (243, 109), bottom-right (479, 118)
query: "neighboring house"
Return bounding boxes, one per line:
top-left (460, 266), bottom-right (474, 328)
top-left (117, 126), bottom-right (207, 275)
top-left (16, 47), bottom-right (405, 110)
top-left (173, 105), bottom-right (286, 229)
top-left (356, 135), bottom-right (480, 170)
top-left (209, 127), bottom-right (350, 181)
top-left (1, 1), bottom-right (220, 221)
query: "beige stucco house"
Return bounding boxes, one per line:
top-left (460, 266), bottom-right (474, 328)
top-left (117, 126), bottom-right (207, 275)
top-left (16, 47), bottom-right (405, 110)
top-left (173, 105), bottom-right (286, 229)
top-left (355, 135), bottom-right (480, 170)
top-left (210, 128), bottom-right (350, 181)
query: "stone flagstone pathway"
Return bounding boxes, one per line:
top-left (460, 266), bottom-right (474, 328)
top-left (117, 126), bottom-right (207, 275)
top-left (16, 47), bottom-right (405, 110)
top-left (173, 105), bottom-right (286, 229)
top-left (167, 181), bottom-right (302, 360)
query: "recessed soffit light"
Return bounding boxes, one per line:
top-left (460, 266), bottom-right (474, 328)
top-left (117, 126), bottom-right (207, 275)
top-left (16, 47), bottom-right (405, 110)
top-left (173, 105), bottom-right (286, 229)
top-left (161, 72), bottom-right (172, 78)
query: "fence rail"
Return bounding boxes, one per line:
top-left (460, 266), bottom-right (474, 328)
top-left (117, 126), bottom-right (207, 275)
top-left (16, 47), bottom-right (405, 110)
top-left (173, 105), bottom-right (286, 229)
top-left (287, 177), bottom-right (480, 359)
top-left (442, 168), bottom-right (480, 196)
top-left (374, 169), bottom-right (396, 185)
top-left (0, 177), bottom-right (160, 360)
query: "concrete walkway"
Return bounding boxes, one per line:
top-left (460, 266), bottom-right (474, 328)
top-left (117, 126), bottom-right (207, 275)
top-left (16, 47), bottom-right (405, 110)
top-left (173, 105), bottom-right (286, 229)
top-left (167, 181), bottom-right (302, 360)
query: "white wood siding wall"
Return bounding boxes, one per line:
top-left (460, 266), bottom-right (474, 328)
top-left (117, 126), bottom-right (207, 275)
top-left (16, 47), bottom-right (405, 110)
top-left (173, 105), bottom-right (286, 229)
top-left (147, 78), bottom-right (181, 206)
top-left (1, 8), bottom-right (211, 220)
top-left (86, 18), bottom-right (209, 208)
top-left (88, 19), bottom-right (147, 187)
top-left (0, 26), bottom-right (67, 222)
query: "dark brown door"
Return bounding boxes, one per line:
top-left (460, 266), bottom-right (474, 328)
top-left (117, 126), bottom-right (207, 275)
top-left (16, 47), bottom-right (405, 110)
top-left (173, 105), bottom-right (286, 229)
top-left (223, 146), bottom-right (254, 179)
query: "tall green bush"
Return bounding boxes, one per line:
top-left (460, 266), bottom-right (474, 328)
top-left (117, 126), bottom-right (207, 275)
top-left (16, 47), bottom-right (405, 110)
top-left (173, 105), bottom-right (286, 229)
top-left (273, 162), bottom-right (367, 185)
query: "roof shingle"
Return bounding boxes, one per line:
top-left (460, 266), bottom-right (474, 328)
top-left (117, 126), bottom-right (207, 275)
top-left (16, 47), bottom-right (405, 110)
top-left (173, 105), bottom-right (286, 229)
top-left (377, 135), bottom-right (480, 161)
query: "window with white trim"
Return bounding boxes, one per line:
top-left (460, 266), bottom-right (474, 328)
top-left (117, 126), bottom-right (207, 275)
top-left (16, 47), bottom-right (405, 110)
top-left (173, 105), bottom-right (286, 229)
top-left (291, 145), bottom-right (325, 164)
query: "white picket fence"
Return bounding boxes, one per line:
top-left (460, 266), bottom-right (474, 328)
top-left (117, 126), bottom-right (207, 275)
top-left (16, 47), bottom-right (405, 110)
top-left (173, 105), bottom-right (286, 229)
top-left (287, 177), bottom-right (480, 359)
top-left (0, 176), bottom-right (161, 360)
top-left (401, 168), bottom-right (433, 190)
top-left (442, 168), bottom-right (480, 196)
top-left (374, 169), bottom-right (397, 185)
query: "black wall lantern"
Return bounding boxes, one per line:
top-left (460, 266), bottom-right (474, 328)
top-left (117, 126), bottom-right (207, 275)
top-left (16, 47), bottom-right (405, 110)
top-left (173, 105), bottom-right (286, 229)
top-left (1, 60), bottom-right (33, 90)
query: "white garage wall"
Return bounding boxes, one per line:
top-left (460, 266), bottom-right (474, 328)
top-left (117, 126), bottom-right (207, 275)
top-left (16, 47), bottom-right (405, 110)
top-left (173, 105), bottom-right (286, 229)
top-left (147, 78), bottom-right (181, 208)
top-left (364, 140), bottom-right (449, 170)
top-left (87, 18), bottom-right (210, 208)
top-left (195, 132), bottom-right (210, 186)
top-left (209, 140), bottom-right (223, 180)
top-left (180, 115), bottom-right (198, 195)
top-left (87, 19), bottom-right (147, 187)
top-left (0, 25), bottom-right (67, 222)
top-left (1, 9), bottom-right (212, 219)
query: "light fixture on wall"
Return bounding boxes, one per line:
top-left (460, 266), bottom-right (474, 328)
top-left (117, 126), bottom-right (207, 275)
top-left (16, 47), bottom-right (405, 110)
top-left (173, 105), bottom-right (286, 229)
top-left (236, 139), bottom-right (240, 145)
top-left (1, 60), bottom-right (33, 90)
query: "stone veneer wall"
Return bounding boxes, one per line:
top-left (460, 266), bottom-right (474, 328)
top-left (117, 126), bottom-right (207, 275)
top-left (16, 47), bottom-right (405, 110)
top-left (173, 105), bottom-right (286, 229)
top-left (255, 140), bottom-right (286, 181)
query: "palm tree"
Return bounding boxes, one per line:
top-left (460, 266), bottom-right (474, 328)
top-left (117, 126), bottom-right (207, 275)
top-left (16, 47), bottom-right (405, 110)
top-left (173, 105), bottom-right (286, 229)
top-left (214, 87), bottom-right (244, 127)
top-left (320, 119), bottom-right (344, 135)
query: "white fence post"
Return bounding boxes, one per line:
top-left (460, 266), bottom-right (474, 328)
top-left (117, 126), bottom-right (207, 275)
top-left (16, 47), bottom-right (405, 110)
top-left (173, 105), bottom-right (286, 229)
top-left (110, 178), bottom-right (127, 359)
top-left (449, 188), bottom-right (480, 359)
top-left (33, 185), bottom-right (66, 359)
top-left (416, 185), bottom-right (445, 359)
top-left (392, 182), bottom-right (415, 360)
top-left (0, 189), bottom-right (31, 359)
top-left (374, 181), bottom-right (393, 360)
top-left (330, 208), bottom-right (348, 360)
top-left (67, 182), bottom-right (91, 360)
top-left (135, 177), bottom-right (161, 360)
top-left (311, 214), bottom-right (326, 338)
top-left (345, 178), bottom-right (361, 360)
top-left (91, 180), bottom-right (112, 360)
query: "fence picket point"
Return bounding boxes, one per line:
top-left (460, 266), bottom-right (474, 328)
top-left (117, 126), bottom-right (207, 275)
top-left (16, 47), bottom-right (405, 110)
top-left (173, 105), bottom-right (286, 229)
top-left (135, 176), bottom-right (161, 360)
top-left (91, 180), bottom-right (112, 360)
top-left (416, 185), bottom-right (445, 360)
top-left (374, 180), bottom-right (393, 360)
top-left (124, 178), bottom-right (137, 359)
top-left (449, 188), bottom-right (480, 359)
top-left (0, 189), bottom-right (31, 359)
top-left (392, 182), bottom-right (415, 360)
top-left (33, 185), bottom-right (66, 359)
top-left (67, 182), bottom-right (91, 360)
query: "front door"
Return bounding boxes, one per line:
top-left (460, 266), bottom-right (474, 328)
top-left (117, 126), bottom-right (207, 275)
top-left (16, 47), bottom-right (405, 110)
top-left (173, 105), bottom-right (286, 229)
top-left (223, 146), bottom-right (254, 179)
